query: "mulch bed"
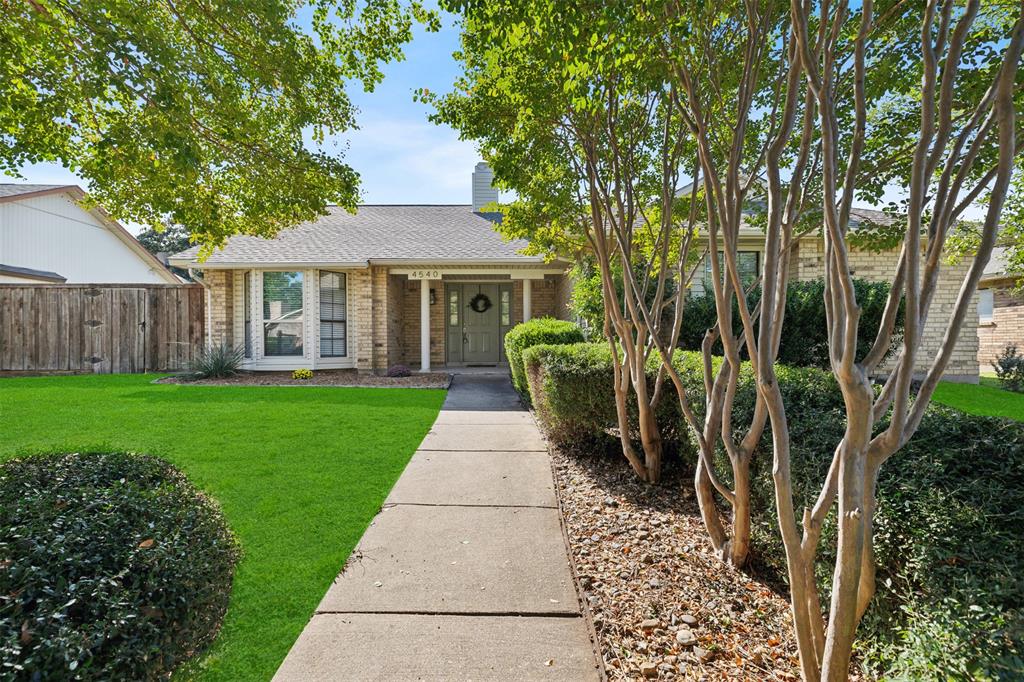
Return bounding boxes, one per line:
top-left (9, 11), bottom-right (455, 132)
top-left (156, 369), bottom-right (452, 389)
top-left (551, 448), bottom-right (802, 681)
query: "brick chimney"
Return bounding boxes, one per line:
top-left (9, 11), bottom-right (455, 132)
top-left (471, 162), bottom-right (499, 211)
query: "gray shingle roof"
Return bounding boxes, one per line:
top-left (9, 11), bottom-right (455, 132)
top-left (172, 205), bottom-right (536, 265)
top-left (0, 184), bottom-right (76, 200)
top-left (0, 263), bottom-right (66, 282)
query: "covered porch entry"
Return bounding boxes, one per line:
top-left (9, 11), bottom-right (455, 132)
top-left (391, 265), bottom-right (566, 372)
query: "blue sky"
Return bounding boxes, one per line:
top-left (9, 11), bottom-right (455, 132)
top-left (6, 7), bottom-right (481, 225)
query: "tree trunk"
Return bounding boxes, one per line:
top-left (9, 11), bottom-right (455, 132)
top-left (821, 387), bottom-right (873, 682)
top-left (729, 458), bottom-right (752, 567)
top-left (636, 399), bottom-right (663, 484)
top-left (856, 469), bottom-right (880, 621)
top-left (694, 456), bottom-right (728, 554)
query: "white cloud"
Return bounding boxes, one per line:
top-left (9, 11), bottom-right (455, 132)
top-left (321, 116), bottom-right (482, 204)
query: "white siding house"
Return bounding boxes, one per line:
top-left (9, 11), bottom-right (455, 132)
top-left (0, 185), bottom-right (178, 284)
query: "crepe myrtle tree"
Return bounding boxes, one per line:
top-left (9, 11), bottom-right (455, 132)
top-left (737, 2), bottom-right (1024, 680)
top-left (1, 0), bottom-right (438, 254)
top-left (631, 0), bottom-right (827, 568)
top-left (429, 0), bottom-right (700, 483)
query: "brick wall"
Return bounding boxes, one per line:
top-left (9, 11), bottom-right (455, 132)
top-left (205, 270), bottom-right (233, 347)
top-left (978, 283), bottom-right (1024, 368)
top-left (794, 238), bottom-right (978, 380)
top-left (400, 279), bottom-right (445, 368)
top-left (553, 273), bottom-right (573, 320)
top-left (386, 274), bottom-right (405, 367)
top-left (349, 269), bottom-right (373, 371)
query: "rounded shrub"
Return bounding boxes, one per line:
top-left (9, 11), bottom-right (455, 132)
top-left (503, 317), bottom-right (584, 399)
top-left (0, 452), bottom-right (239, 680)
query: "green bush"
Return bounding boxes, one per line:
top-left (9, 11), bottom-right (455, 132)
top-left (190, 342), bottom-right (244, 379)
top-left (993, 343), bottom-right (1024, 392)
top-left (568, 262), bottom-right (902, 370)
top-left (504, 317), bottom-right (584, 399)
top-left (0, 452), bottom-right (240, 680)
top-left (525, 344), bottom-right (1024, 678)
top-left (522, 342), bottom-right (702, 456)
top-left (675, 279), bottom-right (903, 369)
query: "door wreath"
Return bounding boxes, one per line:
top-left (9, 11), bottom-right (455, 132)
top-left (468, 292), bottom-right (493, 313)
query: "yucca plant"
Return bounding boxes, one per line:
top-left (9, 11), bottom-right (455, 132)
top-left (190, 343), bottom-right (244, 379)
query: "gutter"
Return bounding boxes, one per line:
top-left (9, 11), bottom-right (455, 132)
top-left (169, 257), bottom-right (569, 269)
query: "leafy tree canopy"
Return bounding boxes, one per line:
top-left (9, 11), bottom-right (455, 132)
top-left (1, 0), bottom-right (438, 256)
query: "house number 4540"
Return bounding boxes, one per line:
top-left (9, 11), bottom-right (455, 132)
top-left (409, 269), bottom-right (440, 280)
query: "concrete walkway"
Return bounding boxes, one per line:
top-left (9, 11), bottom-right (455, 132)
top-left (274, 374), bottom-right (600, 681)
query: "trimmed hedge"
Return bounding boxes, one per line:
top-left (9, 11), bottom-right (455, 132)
top-left (0, 452), bottom-right (239, 680)
top-left (524, 345), bottom-right (1024, 678)
top-left (522, 342), bottom-right (698, 454)
top-left (504, 317), bottom-right (584, 399)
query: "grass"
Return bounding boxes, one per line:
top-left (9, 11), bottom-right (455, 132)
top-left (0, 374), bottom-right (446, 681)
top-left (932, 375), bottom-right (1024, 422)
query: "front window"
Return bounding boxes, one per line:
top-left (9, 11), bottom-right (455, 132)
top-left (263, 271), bottom-right (304, 356)
top-left (449, 288), bottom-right (460, 326)
top-left (500, 289), bottom-right (511, 326)
top-left (698, 251), bottom-right (759, 295)
top-left (319, 271), bottom-right (347, 357)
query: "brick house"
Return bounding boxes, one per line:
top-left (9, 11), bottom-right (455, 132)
top-left (690, 207), bottom-right (980, 383)
top-left (172, 167), bottom-right (978, 381)
top-left (977, 247), bottom-right (1023, 370)
top-left (170, 164), bottom-right (573, 373)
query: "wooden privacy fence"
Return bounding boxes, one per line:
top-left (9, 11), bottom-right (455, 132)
top-left (0, 284), bottom-right (205, 373)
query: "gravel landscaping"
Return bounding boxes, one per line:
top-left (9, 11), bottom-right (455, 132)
top-left (157, 369), bottom-right (452, 389)
top-left (551, 449), bottom-right (804, 681)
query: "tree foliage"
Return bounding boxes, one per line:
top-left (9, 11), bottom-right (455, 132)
top-left (0, 0), bottom-right (438, 254)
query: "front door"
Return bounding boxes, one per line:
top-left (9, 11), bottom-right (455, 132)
top-left (462, 283), bottom-right (501, 364)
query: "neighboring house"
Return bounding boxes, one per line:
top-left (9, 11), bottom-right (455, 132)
top-left (170, 164), bottom-right (573, 372)
top-left (689, 207), bottom-right (979, 383)
top-left (977, 246), bottom-right (1023, 369)
top-left (0, 184), bottom-right (178, 284)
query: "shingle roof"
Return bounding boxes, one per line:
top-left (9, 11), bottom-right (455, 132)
top-left (0, 263), bottom-right (66, 283)
top-left (0, 184), bottom-right (76, 201)
top-left (171, 205), bottom-right (537, 265)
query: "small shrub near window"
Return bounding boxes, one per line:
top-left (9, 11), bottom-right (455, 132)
top-left (992, 343), bottom-right (1024, 392)
top-left (190, 343), bottom-right (244, 379)
top-left (291, 368), bottom-right (313, 380)
top-left (0, 452), bottom-right (239, 680)
top-left (504, 318), bottom-right (584, 400)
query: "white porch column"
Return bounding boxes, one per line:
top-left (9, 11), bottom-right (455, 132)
top-left (522, 278), bottom-right (532, 322)
top-left (420, 279), bottom-right (431, 372)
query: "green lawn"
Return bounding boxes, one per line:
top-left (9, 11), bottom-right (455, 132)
top-left (932, 376), bottom-right (1024, 422)
top-left (0, 374), bottom-right (446, 681)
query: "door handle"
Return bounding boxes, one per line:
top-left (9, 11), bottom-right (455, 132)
top-left (463, 333), bottom-right (468, 344)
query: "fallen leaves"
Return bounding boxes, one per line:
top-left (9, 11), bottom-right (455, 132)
top-left (551, 450), bottom-right (802, 681)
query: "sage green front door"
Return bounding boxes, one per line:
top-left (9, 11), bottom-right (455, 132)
top-left (462, 283), bottom-right (501, 364)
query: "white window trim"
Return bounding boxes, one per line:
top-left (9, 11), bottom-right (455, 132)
top-left (234, 268), bottom-right (357, 371)
top-left (316, 270), bottom-right (353, 368)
